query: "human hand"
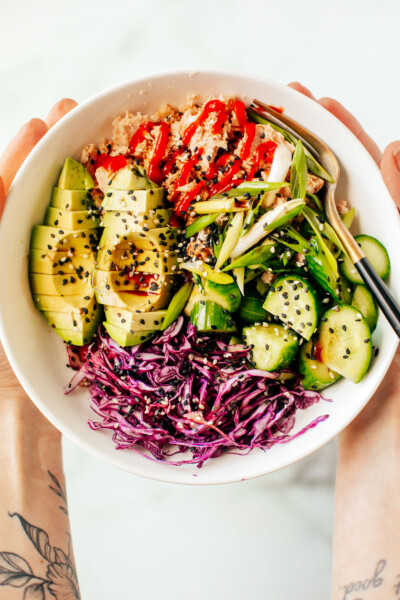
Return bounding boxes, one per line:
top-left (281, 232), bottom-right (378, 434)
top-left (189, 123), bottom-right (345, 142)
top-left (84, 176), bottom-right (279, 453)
top-left (0, 99), bottom-right (78, 398)
top-left (288, 82), bottom-right (400, 451)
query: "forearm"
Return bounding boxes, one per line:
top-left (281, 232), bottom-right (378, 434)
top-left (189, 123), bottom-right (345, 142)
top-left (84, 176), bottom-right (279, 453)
top-left (332, 371), bottom-right (400, 599)
top-left (0, 388), bottom-right (80, 599)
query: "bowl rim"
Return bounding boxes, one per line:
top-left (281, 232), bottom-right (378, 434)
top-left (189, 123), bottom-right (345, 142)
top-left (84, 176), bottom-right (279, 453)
top-left (0, 68), bottom-right (399, 484)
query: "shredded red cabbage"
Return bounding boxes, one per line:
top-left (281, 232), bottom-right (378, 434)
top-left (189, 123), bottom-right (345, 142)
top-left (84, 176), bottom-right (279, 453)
top-left (66, 317), bottom-right (328, 467)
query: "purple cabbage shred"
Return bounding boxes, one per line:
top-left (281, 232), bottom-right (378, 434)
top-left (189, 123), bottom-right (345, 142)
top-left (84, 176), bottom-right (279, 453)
top-left (66, 317), bottom-right (328, 467)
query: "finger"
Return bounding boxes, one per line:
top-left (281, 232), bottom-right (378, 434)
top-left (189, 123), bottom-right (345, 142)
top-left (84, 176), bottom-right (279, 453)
top-left (0, 176), bottom-right (5, 220)
top-left (45, 98), bottom-right (78, 129)
top-left (380, 141), bottom-right (400, 207)
top-left (0, 118), bottom-right (48, 194)
top-left (318, 97), bottom-right (382, 165)
top-left (287, 82), bottom-right (317, 100)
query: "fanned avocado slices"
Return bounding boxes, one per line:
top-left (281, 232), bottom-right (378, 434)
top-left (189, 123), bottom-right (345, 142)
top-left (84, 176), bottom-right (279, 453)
top-left (29, 158), bottom-right (101, 345)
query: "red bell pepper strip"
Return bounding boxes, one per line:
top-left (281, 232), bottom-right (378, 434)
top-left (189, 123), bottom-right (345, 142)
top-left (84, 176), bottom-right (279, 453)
top-left (239, 122), bottom-right (256, 160)
top-left (205, 162), bottom-right (218, 181)
top-left (182, 100), bottom-right (228, 146)
top-left (232, 100), bottom-right (248, 128)
top-left (129, 121), bottom-right (155, 154)
top-left (247, 140), bottom-right (277, 179)
top-left (162, 148), bottom-right (184, 178)
top-left (148, 122), bottom-right (170, 185)
top-left (92, 154), bottom-right (127, 174)
top-left (170, 151), bottom-right (203, 202)
top-left (175, 181), bottom-right (206, 215)
top-left (208, 158), bottom-right (243, 197)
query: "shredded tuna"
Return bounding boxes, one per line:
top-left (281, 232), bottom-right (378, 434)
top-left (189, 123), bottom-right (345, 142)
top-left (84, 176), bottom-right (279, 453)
top-left (307, 173), bottom-right (325, 195)
top-left (111, 112), bottom-right (147, 155)
top-left (261, 271), bottom-right (277, 285)
top-left (95, 167), bottom-right (112, 195)
top-left (186, 227), bottom-right (214, 263)
top-left (336, 199), bottom-right (349, 214)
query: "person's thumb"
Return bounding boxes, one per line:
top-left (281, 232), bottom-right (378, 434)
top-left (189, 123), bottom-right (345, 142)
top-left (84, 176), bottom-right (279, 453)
top-left (380, 141), bottom-right (400, 207)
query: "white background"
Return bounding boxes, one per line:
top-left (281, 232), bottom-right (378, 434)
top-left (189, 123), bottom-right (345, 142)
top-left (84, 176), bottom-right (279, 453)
top-left (0, 1), bottom-right (398, 598)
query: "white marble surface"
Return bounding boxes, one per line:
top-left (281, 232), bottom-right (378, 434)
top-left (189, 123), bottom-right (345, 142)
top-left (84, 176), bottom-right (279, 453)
top-left (1, 0), bottom-right (399, 598)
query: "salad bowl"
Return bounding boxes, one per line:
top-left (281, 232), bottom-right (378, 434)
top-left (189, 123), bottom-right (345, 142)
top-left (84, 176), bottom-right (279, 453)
top-left (0, 70), bottom-right (399, 484)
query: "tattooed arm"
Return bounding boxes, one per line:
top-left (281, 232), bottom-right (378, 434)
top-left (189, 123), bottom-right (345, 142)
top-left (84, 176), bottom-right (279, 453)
top-left (0, 104), bottom-right (81, 600)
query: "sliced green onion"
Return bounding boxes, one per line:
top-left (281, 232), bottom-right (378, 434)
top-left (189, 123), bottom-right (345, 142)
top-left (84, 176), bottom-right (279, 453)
top-left (161, 281), bottom-right (194, 331)
top-left (231, 199), bottom-right (305, 259)
top-left (306, 192), bottom-right (323, 212)
top-left (341, 207), bottom-right (355, 230)
top-left (303, 205), bottom-right (348, 258)
top-left (223, 240), bottom-right (277, 271)
top-left (185, 214), bottom-right (219, 239)
top-left (233, 267), bottom-right (245, 295)
top-left (211, 181), bottom-right (285, 200)
top-left (192, 198), bottom-right (251, 214)
top-left (302, 207), bottom-right (338, 278)
top-left (181, 261), bottom-right (234, 285)
top-left (215, 212), bottom-right (244, 271)
top-left (290, 139), bottom-right (308, 200)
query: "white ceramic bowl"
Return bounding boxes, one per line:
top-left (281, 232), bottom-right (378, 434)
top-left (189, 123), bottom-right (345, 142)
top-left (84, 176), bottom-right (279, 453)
top-left (0, 70), bottom-right (399, 484)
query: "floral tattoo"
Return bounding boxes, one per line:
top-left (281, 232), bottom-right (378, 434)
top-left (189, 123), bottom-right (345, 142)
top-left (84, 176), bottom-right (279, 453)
top-left (0, 471), bottom-right (80, 599)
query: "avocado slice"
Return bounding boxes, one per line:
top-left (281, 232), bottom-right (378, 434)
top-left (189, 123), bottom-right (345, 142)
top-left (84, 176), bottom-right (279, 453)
top-left (95, 289), bottom-right (171, 312)
top-left (103, 322), bottom-right (155, 347)
top-left (102, 208), bottom-right (172, 232)
top-left (98, 227), bottom-right (177, 253)
top-left (45, 207), bottom-right (99, 230)
top-left (96, 246), bottom-right (178, 274)
top-left (31, 226), bottom-right (98, 253)
top-left (43, 303), bottom-right (101, 331)
top-left (104, 306), bottom-right (166, 331)
top-left (92, 269), bottom-right (176, 294)
top-left (29, 249), bottom-right (96, 275)
top-left (32, 292), bottom-right (97, 313)
top-left (30, 273), bottom-right (91, 296)
top-left (108, 165), bottom-right (157, 191)
top-left (54, 319), bottom-right (101, 345)
top-left (58, 158), bottom-right (94, 190)
top-left (51, 188), bottom-right (93, 211)
top-left (101, 188), bottom-right (165, 212)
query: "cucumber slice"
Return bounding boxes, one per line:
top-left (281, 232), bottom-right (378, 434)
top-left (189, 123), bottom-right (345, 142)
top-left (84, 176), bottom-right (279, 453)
top-left (316, 305), bottom-right (372, 383)
top-left (337, 274), bottom-right (353, 305)
top-left (298, 340), bottom-right (341, 391)
top-left (190, 301), bottom-right (236, 333)
top-left (238, 296), bottom-right (269, 323)
top-left (203, 280), bottom-right (241, 312)
top-left (243, 323), bottom-right (299, 371)
top-left (184, 286), bottom-right (204, 317)
top-left (340, 235), bottom-right (391, 283)
top-left (351, 285), bottom-right (378, 332)
top-left (263, 275), bottom-right (320, 340)
top-left (184, 280), bottom-right (241, 316)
